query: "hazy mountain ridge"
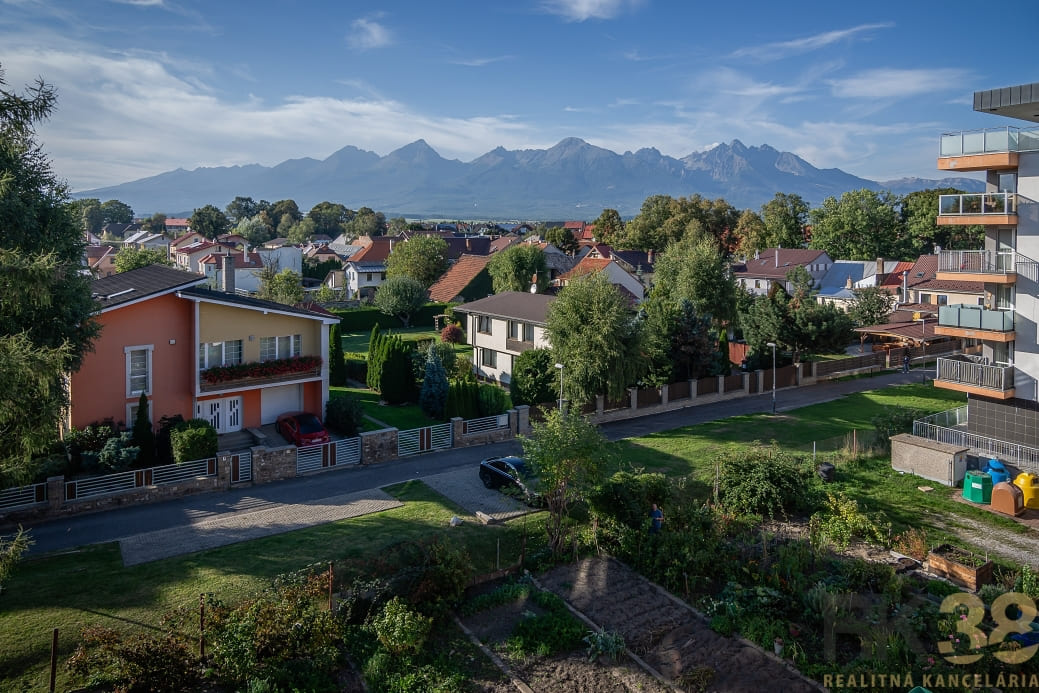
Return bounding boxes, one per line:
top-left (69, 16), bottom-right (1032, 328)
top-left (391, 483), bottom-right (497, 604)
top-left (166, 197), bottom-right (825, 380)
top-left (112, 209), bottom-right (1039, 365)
top-left (77, 138), bottom-right (984, 219)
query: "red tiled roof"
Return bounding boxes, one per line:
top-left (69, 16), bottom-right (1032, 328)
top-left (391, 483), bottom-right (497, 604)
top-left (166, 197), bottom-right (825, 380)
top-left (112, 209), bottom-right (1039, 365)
top-left (489, 236), bottom-right (520, 253)
top-left (563, 221), bottom-right (585, 230)
top-left (427, 254), bottom-right (492, 302)
top-left (879, 261), bottom-right (916, 287)
top-left (558, 256), bottom-right (611, 281)
top-left (733, 248), bottom-right (827, 279)
top-left (199, 251), bottom-right (265, 269)
top-left (913, 278), bottom-right (984, 293)
top-left (347, 238), bottom-right (395, 262)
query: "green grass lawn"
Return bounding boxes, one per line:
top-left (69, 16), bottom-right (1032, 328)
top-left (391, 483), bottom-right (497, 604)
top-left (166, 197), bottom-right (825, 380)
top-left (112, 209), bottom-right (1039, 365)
top-left (342, 328), bottom-right (472, 360)
top-left (0, 481), bottom-right (546, 691)
top-left (330, 385), bottom-right (445, 429)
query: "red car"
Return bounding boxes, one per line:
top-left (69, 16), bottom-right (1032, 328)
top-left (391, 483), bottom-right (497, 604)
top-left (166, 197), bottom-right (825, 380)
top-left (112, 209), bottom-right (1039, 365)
top-left (276, 411), bottom-right (330, 446)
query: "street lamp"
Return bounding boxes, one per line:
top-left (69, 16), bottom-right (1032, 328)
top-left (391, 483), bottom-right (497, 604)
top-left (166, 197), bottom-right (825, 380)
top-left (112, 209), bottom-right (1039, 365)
top-left (554, 362), bottom-right (564, 413)
top-left (766, 342), bottom-right (777, 415)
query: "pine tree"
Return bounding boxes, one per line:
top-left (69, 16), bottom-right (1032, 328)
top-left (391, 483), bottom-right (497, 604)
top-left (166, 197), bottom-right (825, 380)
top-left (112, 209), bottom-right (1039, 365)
top-left (366, 326), bottom-right (384, 390)
top-left (329, 323), bottom-right (346, 386)
top-left (380, 337), bottom-right (415, 405)
top-left (132, 393), bottom-right (155, 465)
top-left (419, 344), bottom-right (449, 419)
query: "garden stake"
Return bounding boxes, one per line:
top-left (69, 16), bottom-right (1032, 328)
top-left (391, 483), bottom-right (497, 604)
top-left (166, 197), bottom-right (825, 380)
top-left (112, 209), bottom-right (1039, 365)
top-left (328, 562), bottom-right (334, 611)
top-left (49, 628), bottom-right (58, 693)
top-left (496, 539), bottom-right (500, 571)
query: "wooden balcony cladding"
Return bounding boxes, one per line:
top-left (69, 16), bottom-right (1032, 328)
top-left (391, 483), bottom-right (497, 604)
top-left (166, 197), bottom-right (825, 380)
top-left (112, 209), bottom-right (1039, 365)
top-left (937, 152), bottom-right (1018, 172)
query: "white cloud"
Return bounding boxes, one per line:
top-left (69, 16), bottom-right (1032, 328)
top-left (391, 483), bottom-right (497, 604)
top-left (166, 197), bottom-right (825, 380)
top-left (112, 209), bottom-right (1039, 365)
top-left (731, 23), bottom-right (893, 61)
top-left (540, 0), bottom-right (644, 22)
top-left (347, 16), bottom-right (392, 51)
top-left (828, 68), bottom-right (973, 100)
top-left (447, 55), bottom-right (513, 67)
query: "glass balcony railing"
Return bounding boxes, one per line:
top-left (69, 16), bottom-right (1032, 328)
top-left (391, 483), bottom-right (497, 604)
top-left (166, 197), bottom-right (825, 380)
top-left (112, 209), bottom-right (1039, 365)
top-left (938, 192), bottom-right (1016, 216)
top-left (937, 249), bottom-right (1016, 274)
top-left (938, 305), bottom-right (1014, 332)
top-left (936, 356), bottom-right (1014, 393)
top-left (940, 126), bottom-right (1039, 156)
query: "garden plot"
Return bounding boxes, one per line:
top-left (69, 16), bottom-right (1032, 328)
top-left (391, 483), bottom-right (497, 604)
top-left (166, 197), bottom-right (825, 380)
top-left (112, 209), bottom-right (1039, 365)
top-left (536, 557), bottom-right (821, 693)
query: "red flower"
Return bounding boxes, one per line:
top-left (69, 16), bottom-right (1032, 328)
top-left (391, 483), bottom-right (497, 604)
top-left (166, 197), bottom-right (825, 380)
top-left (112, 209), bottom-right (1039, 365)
top-left (201, 355), bottom-right (322, 383)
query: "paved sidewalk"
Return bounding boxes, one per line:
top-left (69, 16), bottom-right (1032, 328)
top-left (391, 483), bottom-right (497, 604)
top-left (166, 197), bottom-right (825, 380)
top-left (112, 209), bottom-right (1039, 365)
top-left (119, 488), bottom-right (402, 566)
top-left (422, 468), bottom-right (534, 522)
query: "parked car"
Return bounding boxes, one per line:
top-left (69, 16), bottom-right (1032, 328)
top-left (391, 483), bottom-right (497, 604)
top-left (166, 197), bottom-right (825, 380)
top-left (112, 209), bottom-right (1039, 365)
top-left (479, 455), bottom-right (542, 507)
top-left (276, 411), bottom-right (331, 446)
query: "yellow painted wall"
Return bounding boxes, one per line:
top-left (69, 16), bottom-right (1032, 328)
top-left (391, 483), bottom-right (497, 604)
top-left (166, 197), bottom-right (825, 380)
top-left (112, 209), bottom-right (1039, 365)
top-left (197, 302), bottom-right (325, 362)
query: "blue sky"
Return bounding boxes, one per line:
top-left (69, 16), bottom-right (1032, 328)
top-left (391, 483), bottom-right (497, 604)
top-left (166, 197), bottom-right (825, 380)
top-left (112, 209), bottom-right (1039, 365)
top-left (3, 0), bottom-right (1036, 194)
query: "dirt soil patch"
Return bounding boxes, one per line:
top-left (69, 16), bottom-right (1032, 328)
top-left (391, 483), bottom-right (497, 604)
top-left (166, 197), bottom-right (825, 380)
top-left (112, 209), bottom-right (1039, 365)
top-left (536, 557), bottom-right (822, 693)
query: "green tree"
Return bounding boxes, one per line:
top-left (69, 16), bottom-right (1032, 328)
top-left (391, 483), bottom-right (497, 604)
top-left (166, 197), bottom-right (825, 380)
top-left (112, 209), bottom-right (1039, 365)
top-left (387, 216), bottom-right (409, 235)
top-left (234, 215), bottom-right (273, 248)
top-left (189, 204), bottom-right (231, 240)
top-left (328, 323), bottom-right (346, 387)
top-left (419, 343), bottom-right (449, 419)
top-left (140, 212), bottom-right (167, 234)
top-left (132, 392), bottom-right (155, 465)
top-left (651, 232), bottom-right (737, 326)
top-left (66, 197), bottom-right (99, 230)
top-left (0, 69), bottom-right (100, 480)
top-left (225, 196), bottom-right (267, 223)
top-left (487, 243), bottom-right (549, 293)
top-left (307, 201), bottom-right (353, 236)
top-left (809, 189), bottom-right (904, 260)
top-left (113, 247), bottom-right (171, 273)
top-left (521, 409), bottom-right (612, 555)
top-left (366, 325), bottom-right (385, 390)
top-left (81, 201), bottom-right (103, 235)
top-left (385, 235), bottom-right (448, 287)
top-left (373, 276), bottom-right (427, 327)
top-left (379, 337), bottom-right (414, 404)
top-left (344, 206), bottom-right (387, 237)
top-left (100, 199), bottom-right (134, 224)
top-left (286, 216), bottom-right (316, 245)
top-left (900, 188), bottom-right (983, 256)
top-left (543, 226), bottom-right (578, 255)
top-left (733, 209), bottom-right (767, 256)
top-left (590, 208), bottom-right (624, 246)
top-left (848, 285), bottom-right (896, 327)
top-left (509, 348), bottom-right (558, 406)
top-left (265, 199), bottom-right (301, 229)
top-left (760, 192), bottom-right (809, 249)
top-left (258, 268), bottom-right (303, 305)
top-left (546, 272), bottom-right (644, 404)
top-left (641, 297), bottom-right (719, 384)
top-left (0, 526), bottom-right (33, 591)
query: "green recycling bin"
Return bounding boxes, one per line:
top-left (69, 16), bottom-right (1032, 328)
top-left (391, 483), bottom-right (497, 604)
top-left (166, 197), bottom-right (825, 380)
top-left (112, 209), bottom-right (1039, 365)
top-left (963, 470), bottom-right (993, 504)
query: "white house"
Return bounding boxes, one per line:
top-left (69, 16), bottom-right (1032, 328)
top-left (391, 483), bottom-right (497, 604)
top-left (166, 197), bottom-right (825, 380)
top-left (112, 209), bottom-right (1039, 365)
top-left (452, 292), bottom-right (555, 384)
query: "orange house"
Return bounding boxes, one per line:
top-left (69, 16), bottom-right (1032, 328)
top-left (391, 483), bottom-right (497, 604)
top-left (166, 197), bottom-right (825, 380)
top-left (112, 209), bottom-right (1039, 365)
top-left (69, 265), bottom-right (339, 434)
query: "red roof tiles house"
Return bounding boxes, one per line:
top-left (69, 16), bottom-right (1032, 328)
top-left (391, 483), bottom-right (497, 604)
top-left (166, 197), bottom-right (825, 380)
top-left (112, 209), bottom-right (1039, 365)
top-left (427, 254), bottom-right (492, 303)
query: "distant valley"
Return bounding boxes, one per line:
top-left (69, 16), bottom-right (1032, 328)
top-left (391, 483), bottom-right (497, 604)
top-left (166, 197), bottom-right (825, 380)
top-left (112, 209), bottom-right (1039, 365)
top-left (77, 138), bottom-right (984, 219)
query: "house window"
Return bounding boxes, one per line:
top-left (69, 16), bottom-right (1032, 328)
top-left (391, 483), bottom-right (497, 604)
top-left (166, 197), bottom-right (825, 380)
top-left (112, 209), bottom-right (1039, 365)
top-left (919, 293), bottom-right (932, 305)
top-left (260, 334), bottom-right (302, 361)
top-left (481, 348), bottom-right (497, 368)
top-left (937, 295), bottom-right (948, 306)
top-left (477, 316), bottom-right (492, 334)
top-left (380, 272), bottom-right (386, 281)
top-left (125, 345), bottom-right (153, 397)
top-left (199, 340), bottom-right (243, 369)
top-left (754, 280), bottom-right (761, 289)
top-left (509, 320), bottom-right (532, 341)
top-left (366, 272), bottom-right (373, 281)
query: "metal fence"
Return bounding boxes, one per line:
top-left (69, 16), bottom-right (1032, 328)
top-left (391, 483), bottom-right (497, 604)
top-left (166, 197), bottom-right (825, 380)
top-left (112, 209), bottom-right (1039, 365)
top-left (232, 451), bottom-right (252, 483)
top-left (398, 422), bottom-right (453, 457)
top-left (0, 483), bottom-right (47, 512)
top-left (462, 414), bottom-right (509, 435)
top-left (913, 407), bottom-right (1039, 472)
top-left (65, 457), bottom-right (217, 501)
top-left (296, 444), bottom-right (325, 475)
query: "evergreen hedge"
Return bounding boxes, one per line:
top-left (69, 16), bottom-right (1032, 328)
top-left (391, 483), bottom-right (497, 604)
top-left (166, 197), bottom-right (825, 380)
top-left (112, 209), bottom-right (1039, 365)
top-left (329, 303), bottom-right (456, 332)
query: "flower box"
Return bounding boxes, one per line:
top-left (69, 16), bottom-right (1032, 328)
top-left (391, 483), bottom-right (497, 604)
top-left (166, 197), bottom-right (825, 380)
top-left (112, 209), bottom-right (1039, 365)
top-left (926, 544), bottom-right (993, 591)
top-left (199, 356), bottom-right (323, 391)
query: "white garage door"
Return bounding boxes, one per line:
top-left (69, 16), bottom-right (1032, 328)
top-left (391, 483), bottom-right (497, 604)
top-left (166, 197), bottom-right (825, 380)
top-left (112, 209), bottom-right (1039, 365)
top-left (261, 384), bottom-right (303, 424)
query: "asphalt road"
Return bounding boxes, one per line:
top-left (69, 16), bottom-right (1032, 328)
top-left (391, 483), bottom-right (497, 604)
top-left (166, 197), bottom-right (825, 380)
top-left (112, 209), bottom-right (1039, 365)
top-left (24, 368), bottom-right (928, 556)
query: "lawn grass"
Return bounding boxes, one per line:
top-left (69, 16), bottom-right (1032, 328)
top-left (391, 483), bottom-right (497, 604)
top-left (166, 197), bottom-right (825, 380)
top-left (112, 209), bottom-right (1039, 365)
top-left (331, 385), bottom-right (445, 429)
top-left (0, 481), bottom-right (546, 691)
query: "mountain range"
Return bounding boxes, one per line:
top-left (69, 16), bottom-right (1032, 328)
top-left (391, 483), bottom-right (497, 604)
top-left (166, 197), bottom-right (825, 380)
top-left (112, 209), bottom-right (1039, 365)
top-left (77, 138), bottom-right (984, 220)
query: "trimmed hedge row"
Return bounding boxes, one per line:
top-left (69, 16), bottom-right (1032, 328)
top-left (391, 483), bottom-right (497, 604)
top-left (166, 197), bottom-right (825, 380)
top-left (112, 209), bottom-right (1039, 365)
top-left (329, 303), bottom-right (457, 332)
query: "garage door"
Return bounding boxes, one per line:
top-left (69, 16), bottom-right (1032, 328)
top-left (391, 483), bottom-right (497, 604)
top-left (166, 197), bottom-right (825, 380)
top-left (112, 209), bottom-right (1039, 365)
top-left (261, 384), bottom-right (302, 424)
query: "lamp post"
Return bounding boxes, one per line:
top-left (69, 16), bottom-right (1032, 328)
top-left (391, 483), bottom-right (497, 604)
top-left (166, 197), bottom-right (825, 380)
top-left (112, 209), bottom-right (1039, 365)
top-left (766, 342), bottom-right (777, 415)
top-left (554, 362), bottom-right (564, 413)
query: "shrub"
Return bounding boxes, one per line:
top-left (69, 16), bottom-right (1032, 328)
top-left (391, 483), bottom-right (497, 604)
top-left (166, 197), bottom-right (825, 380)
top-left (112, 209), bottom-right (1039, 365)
top-left (510, 348), bottom-right (557, 406)
top-left (892, 527), bottom-right (929, 561)
top-left (155, 414), bottom-right (184, 466)
top-left (477, 383), bottom-right (512, 416)
top-left (440, 323), bottom-right (463, 344)
top-left (419, 344), bottom-right (449, 419)
top-left (97, 432), bottom-right (140, 472)
top-left (64, 420), bottom-right (120, 470)
top-left (871, 406), bottom-right (924, 450)
top-left (132, 393), bottom-right (155, 465)
top-left (170, 419), bottom-right (217, 463)
top-left (380, 337), bottom-right (415, 404)
top-left (0, 526), bottom-right (33, 590)
top-left (325, 394), bottom-right (364, 437)
top-left (366, 325), bottom-right (384, 390)
top-left (372, 597), bottom-right (432, 656)
top-left (808, 492), bottom-right (890, 551)
top-left (718, 446), bottom-right (819, 519)
top-left (445, 379), bottom-right (479, 419)
top-left (584, 627), bottom-right (625, 662)
top-left (589, 470), bottom-right (669, 529)
top-left (66, 626), bottom-right (200, 693)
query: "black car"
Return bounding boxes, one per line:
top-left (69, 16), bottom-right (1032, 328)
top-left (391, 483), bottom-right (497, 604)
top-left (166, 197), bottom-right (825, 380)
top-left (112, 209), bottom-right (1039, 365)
top-left (478, 455), bottom-right (543, 507)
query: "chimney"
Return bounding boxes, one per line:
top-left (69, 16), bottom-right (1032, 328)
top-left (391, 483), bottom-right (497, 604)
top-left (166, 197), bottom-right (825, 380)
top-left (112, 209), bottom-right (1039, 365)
top-left (222, 253), bottom-right (235, 294)
top-left (775, 248), bottom-right (780, 268)
top-left (647, 249), bottom-right (654, 264)
top-left (901, 269), bottom-right (908, 304)
top-left (845, 275), bottom-right (853, 289)
top-left (875, 257), bottom-right (886, 286)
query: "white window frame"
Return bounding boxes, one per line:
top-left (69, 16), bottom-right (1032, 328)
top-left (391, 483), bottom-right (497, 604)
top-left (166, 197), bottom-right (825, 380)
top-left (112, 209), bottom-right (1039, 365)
top-left (477, 316), bottom-right (492, 334)
top-left (260, 334), bottom-right (302, 362)
top-left (125, 344), bottom-right (153, 398)
top-left (126, 402), bottom-right (152, 430)
top-left (480, 348), bottom-right (497, 368)
top-left (198, 339), bottom-right (243, 369)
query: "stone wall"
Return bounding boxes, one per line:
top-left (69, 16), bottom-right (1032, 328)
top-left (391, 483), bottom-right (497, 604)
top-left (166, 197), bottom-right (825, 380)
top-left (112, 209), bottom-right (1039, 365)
top-left (890, 433), bottom-right (969, 486)
top-left (452, 409), bottom-right (519, 448)
top-left (251, 445), bottom-right (297, 484)
top-left (360, 428), bottom-right (399, 464)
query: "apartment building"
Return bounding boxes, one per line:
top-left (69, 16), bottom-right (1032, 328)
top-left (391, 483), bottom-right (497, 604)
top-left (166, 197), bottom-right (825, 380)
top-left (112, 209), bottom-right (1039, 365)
top-left (931, 81), bottom-right (1039, 449)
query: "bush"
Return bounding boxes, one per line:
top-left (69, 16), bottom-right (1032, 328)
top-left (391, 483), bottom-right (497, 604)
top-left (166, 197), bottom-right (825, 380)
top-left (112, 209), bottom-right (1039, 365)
top-left (379, 337), bottom-right (415, 404)
top-left (132, 393), bottom-right (155, 465)
top-left (328, 323), bottom-right (346, 387)
top-left (589, 470), bottom-right (669, 529)
top-left (871, 406), bottom-right (924, 450)
top-left (808, 492), bottom-right (890, 551)
top-left (419, 344), bottom-right (449, 419)
top-left (170, 419), bottom-right (217, 463)
top-left (440, 324), bottom-right (463, 344)
top-left (155, 414), bottom-right (184, 466)
top-left (718, 446), bottom-right (820, 519)
top-left (505, 590), bottom-right (586, 657)
top-left (97, 432), bottom-right (140, 472)
top-left (66, 626), bottom-right (200, 693)
top-left (325, 394), bottom-right (364, 437)
top-left (330, 303), bottom-right (457, 332)
top-left (64, 420), bottom-right (120, 471)
top-left (477, 383), bottom-right (512, 416)
top-left (372, 597), bottom-right (432, 656)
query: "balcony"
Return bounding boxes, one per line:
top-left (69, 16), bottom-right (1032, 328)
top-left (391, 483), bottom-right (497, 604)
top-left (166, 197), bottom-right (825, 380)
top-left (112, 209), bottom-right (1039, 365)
top-left (199, 356), bottom-right (322, 393)
top-left (937, 193), bottom-right (1017, 226)
top-left (938, 126), bottom-right (1039, 171)
top-left (935, 305), bottom-right (1015, 342)
top-left (934, 355), bottom-right (1015, 399)
top-left (936, 249), bottom-right (1017, 284)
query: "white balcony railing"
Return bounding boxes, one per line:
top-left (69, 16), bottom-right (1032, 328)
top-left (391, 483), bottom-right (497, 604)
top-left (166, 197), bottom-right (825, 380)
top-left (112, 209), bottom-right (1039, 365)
top-left (935, 356), bottom-right (1014, 393)
top-left (937, 249), bottom-right (1016, 275)
top-left (940, 126), bottom-right (1039, 156)
top-left (913, 407), bottom-right (1039, 472)
top-left (938, 192), bottom-right (1017, 217)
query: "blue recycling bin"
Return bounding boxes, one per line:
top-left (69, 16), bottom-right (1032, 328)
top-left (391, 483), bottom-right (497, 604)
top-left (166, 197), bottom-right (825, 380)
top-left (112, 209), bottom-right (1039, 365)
top-left (984, 459), bottom-right (1009, 484)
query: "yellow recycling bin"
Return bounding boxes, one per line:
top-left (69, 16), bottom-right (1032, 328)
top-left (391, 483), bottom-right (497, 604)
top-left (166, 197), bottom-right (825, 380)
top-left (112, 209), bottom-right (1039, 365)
top-left (1013, 472), bottom-right (1039, 510)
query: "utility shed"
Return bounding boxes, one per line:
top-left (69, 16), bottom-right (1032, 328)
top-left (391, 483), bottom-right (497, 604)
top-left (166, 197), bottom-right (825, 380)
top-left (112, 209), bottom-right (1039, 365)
top-left (890, 433), bottom-right (969, 486)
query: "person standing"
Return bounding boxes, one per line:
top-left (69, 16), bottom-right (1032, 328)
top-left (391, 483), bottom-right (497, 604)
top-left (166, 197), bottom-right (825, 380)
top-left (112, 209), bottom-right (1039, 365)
top-left (903, 352), bottom-right (911, 373)
top-left (649, 503), bottom-right (664, 534)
